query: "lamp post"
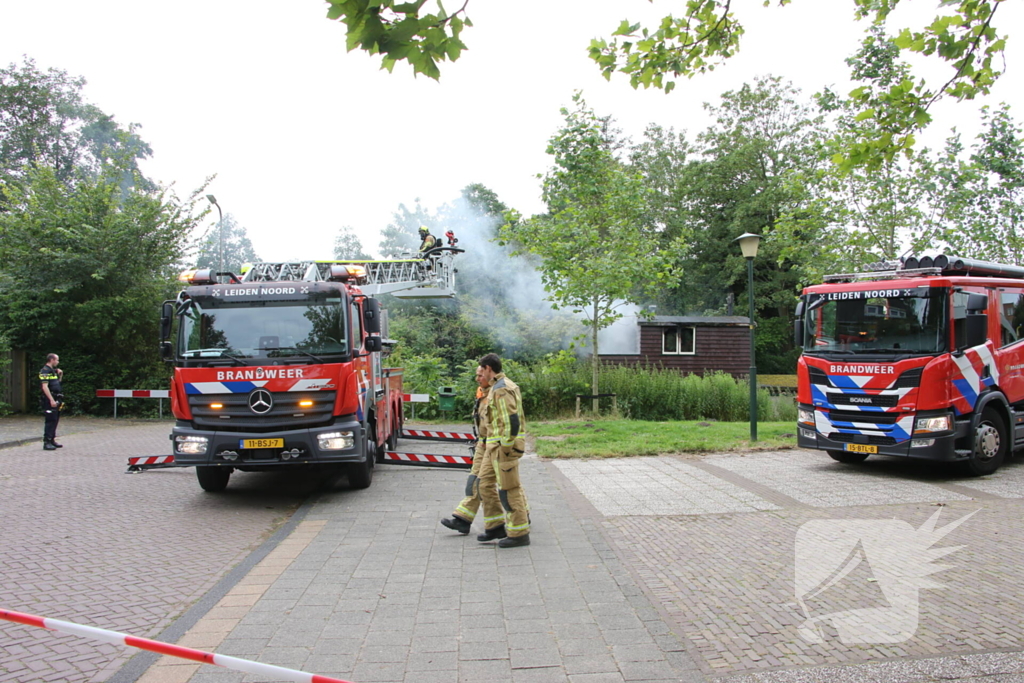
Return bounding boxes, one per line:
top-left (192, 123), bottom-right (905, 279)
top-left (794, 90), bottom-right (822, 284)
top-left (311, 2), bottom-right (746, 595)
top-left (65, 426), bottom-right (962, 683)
top-left (736, 232), bottom-right (761, 442)
top-left (206, 194), bottom-right (223, 279)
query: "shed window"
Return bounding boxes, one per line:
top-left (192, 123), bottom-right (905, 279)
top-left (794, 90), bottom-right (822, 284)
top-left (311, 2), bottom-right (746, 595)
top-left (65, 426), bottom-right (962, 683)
top-left (662, 326), bottom-right (695, 354)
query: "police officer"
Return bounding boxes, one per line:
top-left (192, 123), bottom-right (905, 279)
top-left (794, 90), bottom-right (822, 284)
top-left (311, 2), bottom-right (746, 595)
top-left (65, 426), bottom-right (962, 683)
top-left (39, 353), bottom-right (64, 450)
top-left (476, 353), bottom-right (530, 547)
top-left (440, 366), bottom-right (505, 536)
top-left (418, 226), bottom-right (438, 253)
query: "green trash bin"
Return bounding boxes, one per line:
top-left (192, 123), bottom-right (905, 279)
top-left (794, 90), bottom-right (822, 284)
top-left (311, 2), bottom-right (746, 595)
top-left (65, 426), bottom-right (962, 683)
top-left (437, 386), bottom-right (457, 412)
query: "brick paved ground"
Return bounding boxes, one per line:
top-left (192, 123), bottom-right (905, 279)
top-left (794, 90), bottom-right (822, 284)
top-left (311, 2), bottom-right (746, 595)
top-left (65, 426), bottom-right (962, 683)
top-left (554, 451), bottom-right (1024, 679)
top-left (130, 440), bottom-right (703, 683)
top-left (0, 424), bottom-right (319, 683)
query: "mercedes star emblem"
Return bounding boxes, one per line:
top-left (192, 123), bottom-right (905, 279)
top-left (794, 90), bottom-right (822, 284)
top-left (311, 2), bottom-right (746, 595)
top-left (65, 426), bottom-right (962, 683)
top-left (248, 388), bottom-right (273, 414)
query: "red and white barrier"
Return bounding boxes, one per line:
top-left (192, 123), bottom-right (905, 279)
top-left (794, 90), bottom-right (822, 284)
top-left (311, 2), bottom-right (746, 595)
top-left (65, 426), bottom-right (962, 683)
top-left (401, 393), bottom-right (429, 402)
top-left (96, 390), bottom-right (169, 398)
top-left (128, 456), bottom-right (175, 466)
top-left (402, 428), bottom-right (474, 441)
top-left (0, 608), bottom-right (352, 683)
top-left (383, 451), bottom-right (473, 466)
top-left (96, 389), bottom-right (169, 418)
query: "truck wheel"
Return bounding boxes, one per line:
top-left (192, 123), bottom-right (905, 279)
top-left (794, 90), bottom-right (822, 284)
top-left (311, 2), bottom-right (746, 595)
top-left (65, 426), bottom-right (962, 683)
top-left (196, 466), bottom-right (231, 492)
top-left (827, 450), bottom-right (870, 464)
top-left (386, 414), bottom-right (399, 450)
top-left (347, 434), bottom-right (374, 489)
top-left (964, 407), bottom-right (1007, 476)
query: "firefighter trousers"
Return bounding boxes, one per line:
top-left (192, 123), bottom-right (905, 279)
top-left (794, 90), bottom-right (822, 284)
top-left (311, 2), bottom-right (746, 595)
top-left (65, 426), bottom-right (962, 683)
top-left (453, 445), bottom-right (503, 528)
top-left (486, 444), bottom-right (530, 538)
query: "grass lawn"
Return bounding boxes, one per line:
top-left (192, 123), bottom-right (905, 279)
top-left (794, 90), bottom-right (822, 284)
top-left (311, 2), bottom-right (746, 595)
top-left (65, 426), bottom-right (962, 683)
top-left (529, 418), bottom-right (798, 458)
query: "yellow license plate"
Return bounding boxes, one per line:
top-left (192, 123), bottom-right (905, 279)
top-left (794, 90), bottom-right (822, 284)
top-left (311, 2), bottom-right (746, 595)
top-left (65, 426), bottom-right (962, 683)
top-left (845, 443), bottom-right (878, 454)
top-left (240, 438), bottom-right (284, 449)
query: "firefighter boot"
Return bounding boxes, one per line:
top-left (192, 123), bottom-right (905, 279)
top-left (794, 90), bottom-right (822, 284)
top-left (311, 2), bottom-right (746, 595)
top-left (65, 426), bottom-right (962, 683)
top-left (440, 516), bottom-right (472, 535)
top-left (51, 439), bottom-right (63, 448)
top-left (477, 524), bottom-right (507, 542)
top-left (498, 533), bottom-right (530, 548)
top-left (43, 439), bottom-right (57, 451)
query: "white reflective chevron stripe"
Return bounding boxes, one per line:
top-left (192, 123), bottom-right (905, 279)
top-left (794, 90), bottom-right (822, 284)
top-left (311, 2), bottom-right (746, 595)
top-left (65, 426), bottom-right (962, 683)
top-left (974, 345), bottom-right (999, 383)
top-left (953, 354), bottom-right (981, 396)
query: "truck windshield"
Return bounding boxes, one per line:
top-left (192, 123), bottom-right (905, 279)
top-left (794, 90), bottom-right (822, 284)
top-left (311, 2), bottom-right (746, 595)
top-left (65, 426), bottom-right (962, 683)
top-left (802, 286), bottom-right (947, 355)
top-left (179, 297), bottom-right (347, 360)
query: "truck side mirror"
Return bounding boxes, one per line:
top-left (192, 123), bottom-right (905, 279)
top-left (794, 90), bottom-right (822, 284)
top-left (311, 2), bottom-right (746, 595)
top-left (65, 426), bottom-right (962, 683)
top-left (967, 293), bottom-right (989, 312)
top-left (160, 302), bottom-right (174, 341)
top-left (363, 298), bottom-right (381, 335)
top-left (364, 336), bottom-right (382, 353)
top-left (965, 314), bottom-right (988, 348)
top-left (793, 300), bottom-right (805, 348)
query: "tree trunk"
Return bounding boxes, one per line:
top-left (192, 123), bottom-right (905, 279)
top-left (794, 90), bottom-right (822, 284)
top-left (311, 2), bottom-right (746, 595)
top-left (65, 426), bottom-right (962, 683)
top-left (592, 297), bottom-right (600, 414)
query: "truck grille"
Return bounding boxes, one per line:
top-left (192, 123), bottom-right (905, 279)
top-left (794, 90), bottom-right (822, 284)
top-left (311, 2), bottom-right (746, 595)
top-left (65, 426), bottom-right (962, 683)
top-left (826, 409), bottom-right (899, 424)
top-left (188, 391), bottom-right (336, 432)
top-left (831, 394), bottom-right (899, 408)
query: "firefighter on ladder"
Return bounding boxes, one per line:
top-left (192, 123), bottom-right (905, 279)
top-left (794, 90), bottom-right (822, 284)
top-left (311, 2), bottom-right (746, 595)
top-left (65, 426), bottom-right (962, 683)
top-left (440, 366), bottom-right (505, 537)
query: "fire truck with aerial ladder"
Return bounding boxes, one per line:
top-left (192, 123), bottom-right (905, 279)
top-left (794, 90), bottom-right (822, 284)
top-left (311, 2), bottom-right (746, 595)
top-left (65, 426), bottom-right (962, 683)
top-left (130, 242), bottom-right (475, 491)
top-left (796, 254), bottom-right (1024, 475)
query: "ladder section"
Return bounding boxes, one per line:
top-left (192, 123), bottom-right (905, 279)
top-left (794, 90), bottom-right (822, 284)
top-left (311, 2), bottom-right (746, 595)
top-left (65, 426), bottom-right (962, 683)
top-left (240, 250), bottom-right (460, 298)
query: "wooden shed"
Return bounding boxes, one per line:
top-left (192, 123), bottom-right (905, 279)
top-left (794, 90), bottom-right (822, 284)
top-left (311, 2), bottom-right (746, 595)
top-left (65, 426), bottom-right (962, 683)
top-left (598, 315), bottom-right (751, 377)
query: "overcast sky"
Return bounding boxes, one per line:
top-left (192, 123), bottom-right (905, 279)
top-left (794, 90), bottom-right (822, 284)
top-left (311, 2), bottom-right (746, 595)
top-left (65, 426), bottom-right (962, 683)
top-left (3, 0), bottom-right (1022, 262)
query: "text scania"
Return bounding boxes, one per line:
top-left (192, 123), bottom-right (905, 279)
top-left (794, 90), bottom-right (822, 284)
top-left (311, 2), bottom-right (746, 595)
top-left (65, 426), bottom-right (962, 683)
top-left (224, 287), bottom-right (296, 296)
top-left (829, 364), bottom-right (896, 374)
top-left (216, 368), bottom-right (305, 380)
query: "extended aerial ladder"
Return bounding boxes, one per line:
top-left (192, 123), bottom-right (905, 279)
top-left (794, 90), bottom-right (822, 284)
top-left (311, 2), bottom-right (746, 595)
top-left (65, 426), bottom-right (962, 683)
top-left (240, 246), bottom-right (463, 299)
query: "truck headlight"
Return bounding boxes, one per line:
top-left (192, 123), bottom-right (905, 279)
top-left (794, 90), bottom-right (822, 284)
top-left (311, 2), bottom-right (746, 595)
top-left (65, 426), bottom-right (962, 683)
top-left (914, 415), bottom-right (951, 434)
top-left (798, 407), bottom-right (815, 425)
top-left (318, 431), bottom-right (354, 450)
top-left (175, 435), bottom-right (208, 454)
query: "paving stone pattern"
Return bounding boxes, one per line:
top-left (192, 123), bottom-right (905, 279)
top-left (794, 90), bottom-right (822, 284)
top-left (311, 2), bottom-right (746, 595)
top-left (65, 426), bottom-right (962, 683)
top-left (551, 458), bottom-right (779, 517)
top-left (0, 425), bottom-right (315, 683)
top-left (178, 454), bottom-right (702, 683)
top-left (560, 451), bottom-right (1024, 678)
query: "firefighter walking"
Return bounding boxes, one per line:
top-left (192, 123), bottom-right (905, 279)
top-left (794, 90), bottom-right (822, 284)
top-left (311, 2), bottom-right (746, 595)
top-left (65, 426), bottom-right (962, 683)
top-left (39, 353), bottom-right (64, 451)
top-left (440, 367), bottom-right (505, 536)
top-left (476, 353), bottom-right (530, 548)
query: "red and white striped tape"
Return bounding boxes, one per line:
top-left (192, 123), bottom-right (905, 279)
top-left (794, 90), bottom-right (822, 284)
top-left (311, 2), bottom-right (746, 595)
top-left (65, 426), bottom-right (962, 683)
top-left (0, 608), bottom-right (352, 683)
top-left (96, 389), bottom-right (169, 398)
top-left (128, 456), bottom-right (175, 466)
top-left (383, 451), bottom-right (473, 465)
top-left (401, 393), bottom-right (429, 402)
top-left (401, 429), bottom-right (474, 441)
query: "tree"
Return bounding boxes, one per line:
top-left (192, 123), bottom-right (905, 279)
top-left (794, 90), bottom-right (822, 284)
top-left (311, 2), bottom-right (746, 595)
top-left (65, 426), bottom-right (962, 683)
top-left (500, 94), bottom-right (677, 410)
top-left (378, 200), bottom-right (434, 257)
top-left (323, 1), bottom-right (1009, 169)
top-left (0, 160), bottom-right (205, 413)
top-left (333, 224), bottom-right (374, 260)
top-left (664, 77), bottom-right (829, 373)
top-left (0, 57), bottom-right (152, 196)
top-left (927, 104), bottom-right (1024, 264)
top-left (194, 213), bottom-right (260, 273)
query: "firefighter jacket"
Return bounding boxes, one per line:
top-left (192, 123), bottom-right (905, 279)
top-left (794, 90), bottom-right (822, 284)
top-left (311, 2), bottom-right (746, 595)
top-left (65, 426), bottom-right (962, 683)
top-left (470, 386), bottom-right (490, 470)
top-left (484, 373), bottom-right (525, 456)
top-left (419, 234), bottom-right (438, 252)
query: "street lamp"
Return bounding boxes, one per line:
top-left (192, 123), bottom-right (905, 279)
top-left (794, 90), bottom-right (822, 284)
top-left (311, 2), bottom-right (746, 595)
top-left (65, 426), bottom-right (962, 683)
top-left (206, 194), bottom-right (223, 279)
top-left (735, 232), bottom-right (761, 442)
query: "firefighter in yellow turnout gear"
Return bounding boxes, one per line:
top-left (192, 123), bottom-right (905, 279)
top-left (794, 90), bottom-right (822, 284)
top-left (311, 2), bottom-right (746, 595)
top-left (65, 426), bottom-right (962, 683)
top-left (476, 353), bottom-right (530, 548)
top-left (440, 369), bottom-right (505, 536)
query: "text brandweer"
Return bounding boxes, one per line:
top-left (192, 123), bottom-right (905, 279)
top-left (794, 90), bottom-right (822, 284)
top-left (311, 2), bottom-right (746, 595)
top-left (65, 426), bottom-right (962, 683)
top-left (216, 368), bottom-right (305, 381)
top-left (829, 365), bottom-right (895, 374)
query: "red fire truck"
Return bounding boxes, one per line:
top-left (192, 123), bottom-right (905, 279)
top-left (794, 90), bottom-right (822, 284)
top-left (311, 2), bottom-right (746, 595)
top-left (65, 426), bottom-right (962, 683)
top-left (140, 250), bottom-right (465, 492)
top-left (796, 255), bottom-right (1024, 475)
